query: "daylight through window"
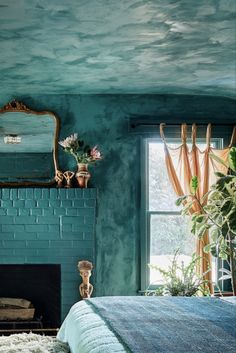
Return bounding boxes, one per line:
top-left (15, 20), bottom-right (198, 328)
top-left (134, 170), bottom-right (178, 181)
top-left (145, 139), bottom-right (218, 286)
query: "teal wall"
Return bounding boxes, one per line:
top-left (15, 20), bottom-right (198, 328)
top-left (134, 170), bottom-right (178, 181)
top-left (0, 94), bottom-right (235, 296)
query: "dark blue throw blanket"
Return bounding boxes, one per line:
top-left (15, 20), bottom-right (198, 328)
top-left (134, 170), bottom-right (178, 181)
top-left (86, 296), bottom-right (236, 353)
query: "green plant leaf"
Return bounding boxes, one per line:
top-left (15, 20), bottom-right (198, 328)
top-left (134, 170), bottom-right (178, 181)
top-left (225, 178), bottom-right (236, 198)
top-left (200, 191), bottom-right (210, 204)
top-left (219, 274), bottom-right (232, 281)
top-left (210, 244), bottom-right (218, 257)
top-left (219, 268), bottom-right (231, 276)
top-left (190, 176), bottom-right (198, 194)
top-left (175, 195), bottom-right (187, 206)
top-left (83, 144), bottom-right (90, 152)
top-left (209, 153), bottom-right (228, 168)
top-left (195, 215), bottom-right (205, 223)
top-left (196, 223), bottom-right (209, 238)
top-left (191, 221), bottom-right (197, 235)
top-left (221, 223), bottom-right (230, 238)
top-left (214, 172), bottom-right (226, 178)
top-left (220, 199), bottom-right (232, 215)
top-left (219, 252), bottom-right (228, 260)
top-left (228, 147), bottom-right (236, 172)
top-left (216, 176), bottom-right (234, 192)
top-left (203, 244), bottom-right (211, 253)
top-left (228, 212), bottom-right (236, 233)
top-left (182, 201), bottom-right (195, 214)
top-left (210, 227), bottom-right (220, 242)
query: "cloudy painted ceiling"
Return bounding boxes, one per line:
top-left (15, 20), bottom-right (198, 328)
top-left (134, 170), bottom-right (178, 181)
top-left (0, 0), bottom-right (235, 97)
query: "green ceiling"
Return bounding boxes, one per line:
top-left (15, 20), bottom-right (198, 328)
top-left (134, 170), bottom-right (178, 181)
top-left (0, 0), bottom-right (235, 97)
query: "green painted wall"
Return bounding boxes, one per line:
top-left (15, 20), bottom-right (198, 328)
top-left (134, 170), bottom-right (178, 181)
top-left (0, 94), bottom-right (235, 296)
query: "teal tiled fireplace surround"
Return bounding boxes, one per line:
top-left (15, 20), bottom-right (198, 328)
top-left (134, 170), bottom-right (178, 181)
top-left (0, 188), bottom-right (96, 322)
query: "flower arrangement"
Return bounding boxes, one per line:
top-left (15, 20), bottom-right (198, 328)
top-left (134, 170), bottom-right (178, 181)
top-left (59, 133), bottom-right (102, 165)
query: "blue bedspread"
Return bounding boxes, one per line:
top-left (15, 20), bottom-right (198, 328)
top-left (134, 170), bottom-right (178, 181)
top-left (86, 296), bottom-right (236, 353)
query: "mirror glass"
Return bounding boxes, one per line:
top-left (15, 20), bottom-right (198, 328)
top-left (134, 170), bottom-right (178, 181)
top-left (0, 100), bottom-right (59, 185)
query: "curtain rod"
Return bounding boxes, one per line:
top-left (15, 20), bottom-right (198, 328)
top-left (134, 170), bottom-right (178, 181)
top-left (130, 121), bottom-right (235, 128)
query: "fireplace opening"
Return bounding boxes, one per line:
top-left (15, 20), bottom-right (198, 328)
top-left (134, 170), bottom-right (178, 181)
top-left (0, 264), bottom-right (61, 334)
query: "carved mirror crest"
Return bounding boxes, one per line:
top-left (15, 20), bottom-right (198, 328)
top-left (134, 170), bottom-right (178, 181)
top-left (0, 100), bottom-right (60, 186)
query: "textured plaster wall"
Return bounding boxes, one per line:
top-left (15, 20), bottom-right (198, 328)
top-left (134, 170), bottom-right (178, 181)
top-left (0, 94), bottom-right (235, 296)
top-left (0, 1), bottom-right (236, 97)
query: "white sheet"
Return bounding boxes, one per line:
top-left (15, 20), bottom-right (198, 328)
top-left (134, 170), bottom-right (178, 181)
top-left (220, 296), bottom-right (236, 305)
top-left (57, 300), bottom-right (126, 353)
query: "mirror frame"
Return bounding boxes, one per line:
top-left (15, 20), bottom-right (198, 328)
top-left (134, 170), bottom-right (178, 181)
top-left (0, 100), bottom-right (60, 186)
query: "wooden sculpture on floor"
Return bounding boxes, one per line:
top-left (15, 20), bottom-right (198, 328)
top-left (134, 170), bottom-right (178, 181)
top-left (78, 260), bottom-right (93, 299)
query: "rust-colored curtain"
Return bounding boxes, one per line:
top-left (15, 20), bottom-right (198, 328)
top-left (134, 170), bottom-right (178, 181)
top-left (160, 123), bottom-right (236, 293)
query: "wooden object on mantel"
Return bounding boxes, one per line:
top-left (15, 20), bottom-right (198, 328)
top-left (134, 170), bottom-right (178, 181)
top-left (0, 297), bottom-right (35, 321)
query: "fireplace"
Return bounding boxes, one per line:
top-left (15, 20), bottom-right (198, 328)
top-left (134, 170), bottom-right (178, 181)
top-left (0, 187), bottom-right (96, 326)
top-left (0, 264), bottom-right (61, 333)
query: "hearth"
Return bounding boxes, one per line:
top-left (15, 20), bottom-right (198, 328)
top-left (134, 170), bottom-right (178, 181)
top-left (0, 264), bottom-right (61, 334)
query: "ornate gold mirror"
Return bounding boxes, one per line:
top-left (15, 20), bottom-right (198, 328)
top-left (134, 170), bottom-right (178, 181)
top-left (0, 100), bottom-right (59, 186)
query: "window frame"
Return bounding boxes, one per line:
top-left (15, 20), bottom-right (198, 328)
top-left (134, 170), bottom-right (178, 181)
top-left (140, 136), bottom-right (223, 291)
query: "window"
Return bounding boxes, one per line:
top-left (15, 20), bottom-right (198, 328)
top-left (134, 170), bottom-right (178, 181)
top-left (141, 138), bottom-right (221, 290)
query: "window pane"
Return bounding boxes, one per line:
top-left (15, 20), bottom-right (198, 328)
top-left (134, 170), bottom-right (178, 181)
top-left (146, 139), bottom-right (220, 288)
top-left (149, 142), bottom-right (178, 211)
top-left (149, 214), bottom-right (195, 285)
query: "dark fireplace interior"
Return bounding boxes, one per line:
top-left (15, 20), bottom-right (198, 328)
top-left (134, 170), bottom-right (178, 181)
top-left (0, 264), bottom-right (61, 333)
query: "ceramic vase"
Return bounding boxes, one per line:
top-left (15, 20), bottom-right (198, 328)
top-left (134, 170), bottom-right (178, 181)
top-left (75, 163), bottom-right (91, 188)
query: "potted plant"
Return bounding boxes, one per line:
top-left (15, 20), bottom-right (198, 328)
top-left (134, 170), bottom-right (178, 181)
top-left (59, 133), bottom-right (102, 188)
top-left (176, 147), bottom-right (236, 295)
top-left (147, 249), bottom-right (210, 296)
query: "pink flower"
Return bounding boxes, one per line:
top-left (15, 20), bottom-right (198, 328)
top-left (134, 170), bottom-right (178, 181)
top-left (59, 133), bottom-right (78, 149)
top-left (59, 134), bottom-right (103, 164)
top-left (90, 146), bottom-right (102, 160)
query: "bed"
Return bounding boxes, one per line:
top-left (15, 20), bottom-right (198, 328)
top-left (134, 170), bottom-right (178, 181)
top-left (57, 296), bottom-right (236, 353)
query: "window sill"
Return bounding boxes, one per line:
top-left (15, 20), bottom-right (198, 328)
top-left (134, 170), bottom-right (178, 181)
top-left (213, 291), bottom-right (234, 297)
top-left (138, 290), bottom-right (234, 297)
